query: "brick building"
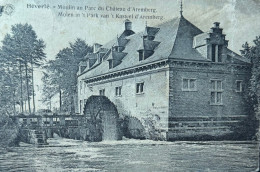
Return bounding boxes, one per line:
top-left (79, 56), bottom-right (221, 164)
top-left (77, 12), bottom-right (251, 140)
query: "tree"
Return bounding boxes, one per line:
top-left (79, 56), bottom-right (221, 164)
top-left (42, 38), bottom-right (92, 113)
top-left (241, 37), bottom-right (260, 171)
top-left (41, 71), bottom-right (58, 110)
top-left (0, 35), bottom-right (21, 114)
top-left (241, 38), bottom-right (260, 117)
top-left (30, 39), bottom-right (46, 113)
top-left (0, 23), bottom-right (46, 114)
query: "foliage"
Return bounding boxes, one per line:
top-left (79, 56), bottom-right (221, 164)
top-left (141, 110), bottom-right (166, 141)
top-left (42, 38), bottom-right (92, 112)
top-left (0, 23), bottom-right (46, 114)
top-left (240, 37), bottom-right (260, 139)
top-left (0, 111), bottom-right (20, 147)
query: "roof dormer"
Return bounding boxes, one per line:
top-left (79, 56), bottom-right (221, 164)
top-left (206, 22), bottom-right (228, 63)
top-left (107, 47), bottom-right (127, 69)
top-left (85, 53), bottom-right (98, 69)
top-left (93, 43), bottom-right (102, 53)
top-left (78, 61), bottom-right (88, 74)
top-left (193, 22), bottom-right (229, 63)
top-left (96, 47), bottom-right (108, 63)
top-left (137, 35), bottom-right (160, 61)
top-left (112, 36), bottom-right (128, 52)
top-left (143, 24), bottom-right (160, 41)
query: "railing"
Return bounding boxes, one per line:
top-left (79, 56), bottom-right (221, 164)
top-left (16, 115), bottom-right (84, 129)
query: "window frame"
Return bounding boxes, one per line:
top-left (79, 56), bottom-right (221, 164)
top-left (79, 100), bottom-right (83, 114)
top-left (139, 51), bottom-right (145, 61)
top-left (136, 82), bottom-right (144, 94)
top-left (80, 81), bottom-right (82, 94)
top-left (211, 44), bottom-right (222, 63)
top-left (99, 89), bottom-right (105, 96)
top-left (210, 79), bottom-right (223, 105)
top-left (115, 86), bottom-right (122, 97)
top-left (84, 82), bottom-right (86, 93)
top-left (108, 60), bottom-right (113, 69)
top-left (182, 78), bottom-right (197, 91)
top-left (236, 80), bottom-right (243, 92)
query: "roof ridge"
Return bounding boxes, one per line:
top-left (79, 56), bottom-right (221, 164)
top-left (181, 16), bottom-right (203, 33)
top-left (79, 16), bottom-right (201, 78)
top-left (226, 48), bottom-right (250, 63)
top-left (167, 17), bottom-right (182, 58)
top-left (125, 17), bottom-right (180, 40)
top-left (169, 16), bottom-right (204, 60)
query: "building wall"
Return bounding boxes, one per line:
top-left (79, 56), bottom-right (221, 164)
top-left (78, 67), bottom-right (170, 132)
top-left (168, 61), bottom-right (251, 140)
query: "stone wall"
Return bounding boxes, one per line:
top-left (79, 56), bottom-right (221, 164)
top-left (168, 60), bottom-right (251, 140)
top-left (20, 129), bottom-right (48, 145)
top-left (78, 67), bottom-right (170, 136)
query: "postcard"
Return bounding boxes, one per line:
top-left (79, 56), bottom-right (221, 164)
top-left (0, 0), bottom-right (259, 171)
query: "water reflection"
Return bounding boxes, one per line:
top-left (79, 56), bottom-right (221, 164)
top-left (0, 138), bottom-right (258, 172)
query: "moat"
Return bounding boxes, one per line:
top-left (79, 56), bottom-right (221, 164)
top-left (0, 137), bottom-right (258, 172)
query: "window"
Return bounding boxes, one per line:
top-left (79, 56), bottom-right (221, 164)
top-left (210, 80), bottom-right (223, 105)
top-left (79, 100), bottom-right (83, 114)
top-left (212, 44), bottom-right (216, 62)
top-left (98, 56), bottom-right (102, 63)
top-left (136, 82), bottom-right (144, 94)
top-left (80, 81), bottom-right (82, 93)
top-left (84, 82), bottom-right (86, 93)
top-left (113, 46), bottom-right (120, 52)
top-left (212, 44), bottom-right (222, 62)
top-left (139, 51), bottom-right (144, 61)
top-left (236, 80), bottom-right (243, 92)
top-left (115, 86), bottom-right (122, 96)
top-left (109, 60), bottom-right (113, 69)
top-left (182, 78), bottom-right (196, 91)
top-left (99, 89), bottom-right (105, 96)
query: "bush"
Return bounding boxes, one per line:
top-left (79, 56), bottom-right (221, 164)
top-left (0, 111), bottom-right (20, 147)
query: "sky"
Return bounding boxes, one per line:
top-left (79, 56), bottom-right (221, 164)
top-left (0, 0), bottom-right (259, 109)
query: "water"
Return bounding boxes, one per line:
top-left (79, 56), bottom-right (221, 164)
top-left (0, 138), bottom-right (258, 172)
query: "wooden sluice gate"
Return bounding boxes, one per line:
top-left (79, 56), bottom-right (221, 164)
top-left (12, 114), bottom-right (85, 145)
top-left (14, 114), bottom-right (83, 128)
top-left (12, 96), bottom-right (123, 144)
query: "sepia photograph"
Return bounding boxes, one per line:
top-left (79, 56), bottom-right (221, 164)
top-left (0, 0), bottom-right (260, 171)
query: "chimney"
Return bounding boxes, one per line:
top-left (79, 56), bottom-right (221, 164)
top-left (125, 19), bottom-right (132, 31)
top-left (93, 43), bottom-right (102, 53)
top-left (214, 22), bottom-right (220, 28)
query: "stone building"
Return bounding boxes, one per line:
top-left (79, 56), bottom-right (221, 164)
top-left (77, 12), bottom-right (251, 140)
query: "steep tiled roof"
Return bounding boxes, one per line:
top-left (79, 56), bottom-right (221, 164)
top-left (193, 33), bottom-right (209, 48)
top-left (146, 26), bottom-right (160, 37)
top-left (137, 37), bottom-right (161, 51)
top-left (81, 17), bottom-right (182, 78)
top-left (226, 49), bottom-right (250, 64)
top-left (79, 16), bottom-right (249, 79)
top-left (115, 36), bottom-right (129, 47)
top-left (169, 17), bottom-right (207, 60)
